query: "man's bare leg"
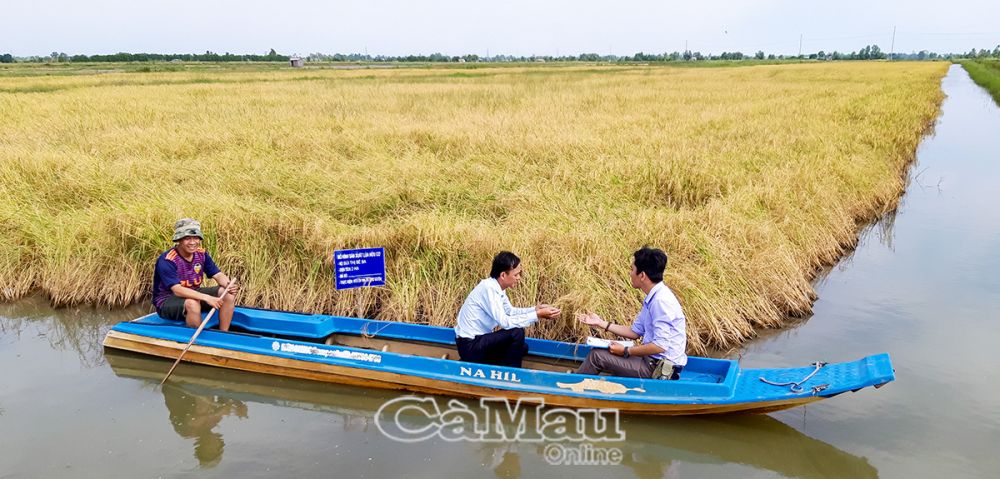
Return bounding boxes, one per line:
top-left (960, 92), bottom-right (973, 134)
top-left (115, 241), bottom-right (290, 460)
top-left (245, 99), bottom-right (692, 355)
top-left (183, 299), bottom-right (202, 328)
top-left (218, 292), bottom-right (236, 332)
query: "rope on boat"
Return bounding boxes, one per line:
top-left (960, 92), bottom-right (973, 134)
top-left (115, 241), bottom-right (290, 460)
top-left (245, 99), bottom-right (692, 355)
top-left (759, 361), bottom-right (828, 393)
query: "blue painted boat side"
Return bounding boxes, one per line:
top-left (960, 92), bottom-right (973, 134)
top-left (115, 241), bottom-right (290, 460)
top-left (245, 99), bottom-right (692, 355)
top-left (112, 308), bottom-right (894, 407)
top-left (113, 321), bottom-right (736, 403)
top-left (132, 308), bottom-right (600, 362)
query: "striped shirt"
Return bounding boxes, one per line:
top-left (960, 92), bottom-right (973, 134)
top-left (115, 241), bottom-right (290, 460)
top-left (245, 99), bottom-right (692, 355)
top-left (152, 247), bottom-right (220, 309)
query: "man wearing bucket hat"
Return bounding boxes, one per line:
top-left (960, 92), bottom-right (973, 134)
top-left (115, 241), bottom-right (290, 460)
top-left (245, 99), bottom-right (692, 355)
top-left (152, 218), bottom-right (238, 331)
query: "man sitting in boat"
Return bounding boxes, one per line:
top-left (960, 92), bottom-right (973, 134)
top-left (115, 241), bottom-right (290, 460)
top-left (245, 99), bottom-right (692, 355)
top-left (152, 218), bottom-right (239, 331)
top-left (576, 247), bottom-right (687, 380)
top-left (454, 251), bottom-right (562, 368)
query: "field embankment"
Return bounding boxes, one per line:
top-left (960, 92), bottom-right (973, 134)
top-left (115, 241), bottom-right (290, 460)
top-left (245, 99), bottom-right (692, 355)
top-left (0, 62), bottom-right (947, 353)
top-left (960, 59), bottom-right (1000, 105)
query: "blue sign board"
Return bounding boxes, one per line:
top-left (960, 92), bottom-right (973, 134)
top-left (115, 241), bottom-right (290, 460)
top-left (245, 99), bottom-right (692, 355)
top-left (333, 247), bottom-right (386, 290)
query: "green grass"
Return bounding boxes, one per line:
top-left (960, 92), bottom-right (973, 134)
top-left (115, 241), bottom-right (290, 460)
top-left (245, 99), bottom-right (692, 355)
top-left (960, 59), bottom-right (1000, 105)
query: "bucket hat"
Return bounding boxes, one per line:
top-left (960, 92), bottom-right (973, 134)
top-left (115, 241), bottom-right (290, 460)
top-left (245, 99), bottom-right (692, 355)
top-left (172, 218), bottom-right (204, 242)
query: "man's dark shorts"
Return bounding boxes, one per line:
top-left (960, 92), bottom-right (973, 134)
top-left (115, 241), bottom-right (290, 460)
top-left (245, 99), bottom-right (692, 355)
top-left (157, 286), bottom-right (223, 321)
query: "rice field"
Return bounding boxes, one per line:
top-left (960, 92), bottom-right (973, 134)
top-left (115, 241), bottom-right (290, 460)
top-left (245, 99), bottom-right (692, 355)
top-left (0, 61), bottom-right (948, 353)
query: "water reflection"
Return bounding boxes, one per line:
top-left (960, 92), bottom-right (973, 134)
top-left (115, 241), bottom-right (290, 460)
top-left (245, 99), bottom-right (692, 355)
top-left (162, 382), bottom-right (248, 467)
top-left (622, 414), bottom-right (879, 479)
top-left (106, 351), bottom-right (877, 478)
top-left (810, 204), bottom-right (901, 292)
top-left (484, 443), bottom-right (521, 479)
top-left (0, 295), bottom-right (145, 367)
top-left (107, 350), bottom-right (530, 476)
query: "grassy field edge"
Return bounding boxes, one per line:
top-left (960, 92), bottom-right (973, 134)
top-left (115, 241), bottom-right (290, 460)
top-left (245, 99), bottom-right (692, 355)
top-left (960, 59), bottom-right (1000, 106)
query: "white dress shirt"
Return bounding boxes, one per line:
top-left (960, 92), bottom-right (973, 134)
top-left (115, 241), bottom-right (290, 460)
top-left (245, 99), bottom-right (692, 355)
top-left (455, 278), bottom-right (538, 339)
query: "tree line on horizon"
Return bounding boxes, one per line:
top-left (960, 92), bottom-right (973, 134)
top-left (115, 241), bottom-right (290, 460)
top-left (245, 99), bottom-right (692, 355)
top-left (3, 44), bottom-right (999, 64)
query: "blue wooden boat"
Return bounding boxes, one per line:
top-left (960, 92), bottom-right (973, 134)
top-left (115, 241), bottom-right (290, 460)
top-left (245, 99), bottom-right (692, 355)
top-left (102, 306), bottom-right (895, 415)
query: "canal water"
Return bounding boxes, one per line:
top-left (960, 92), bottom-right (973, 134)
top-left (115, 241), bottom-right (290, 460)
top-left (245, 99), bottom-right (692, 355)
top-left (1, 64), bottom-right (998, 478)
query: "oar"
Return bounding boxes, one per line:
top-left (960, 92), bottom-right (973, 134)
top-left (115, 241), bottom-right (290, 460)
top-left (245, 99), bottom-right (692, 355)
top-left (160, 284), bottom-right (232, 385)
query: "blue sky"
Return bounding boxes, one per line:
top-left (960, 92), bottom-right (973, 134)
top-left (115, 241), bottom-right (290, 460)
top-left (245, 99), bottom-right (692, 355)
top-left (5, 0), bottom-right (999, 57)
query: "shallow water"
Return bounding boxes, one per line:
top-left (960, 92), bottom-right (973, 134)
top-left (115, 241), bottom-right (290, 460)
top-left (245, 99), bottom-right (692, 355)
top-left (1, 64), bottom-right (998, 478)
top-left (0, 298), bottom-right (882, 479)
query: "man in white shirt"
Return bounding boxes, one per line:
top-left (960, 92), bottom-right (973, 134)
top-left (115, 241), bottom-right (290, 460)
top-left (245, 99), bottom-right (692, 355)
top-left (576, 247), bottom-right (687, 380)
top-left (455, 251), bottom-right (562, 368)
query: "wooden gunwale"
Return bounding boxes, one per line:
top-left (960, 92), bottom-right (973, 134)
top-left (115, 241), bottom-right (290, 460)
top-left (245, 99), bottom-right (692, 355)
top-left (103, 330), bottom-right (823, 415)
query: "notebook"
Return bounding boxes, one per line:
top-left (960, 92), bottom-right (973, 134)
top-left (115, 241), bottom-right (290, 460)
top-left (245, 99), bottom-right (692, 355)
top-left (585, 336), bottom-right (636, 349)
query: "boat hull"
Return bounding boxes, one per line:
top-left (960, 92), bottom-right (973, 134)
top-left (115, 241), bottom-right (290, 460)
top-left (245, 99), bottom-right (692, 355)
top-left (105, 328), bottom-right (841, 415)
top-left (102, 307), bottom-right (894, 415)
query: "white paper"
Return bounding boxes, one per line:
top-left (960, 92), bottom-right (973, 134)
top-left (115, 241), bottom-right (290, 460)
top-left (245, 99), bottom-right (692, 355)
top-left (585, 336), bottom-right (635, 349)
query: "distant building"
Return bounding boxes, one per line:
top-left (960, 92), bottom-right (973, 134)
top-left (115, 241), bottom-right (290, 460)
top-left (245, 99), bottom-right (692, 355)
top-left (290, 56), bottom-right (304, 68)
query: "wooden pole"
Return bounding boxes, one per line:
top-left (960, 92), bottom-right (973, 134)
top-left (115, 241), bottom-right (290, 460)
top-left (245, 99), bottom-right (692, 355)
top-left (160, 285), bottom-right (231, 385)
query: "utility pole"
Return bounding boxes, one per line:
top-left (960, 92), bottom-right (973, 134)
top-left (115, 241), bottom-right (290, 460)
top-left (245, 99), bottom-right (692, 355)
top-left (890, 26), bottom-right (896, 61)
top-left (798, 34), bottom-right (803, 57)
